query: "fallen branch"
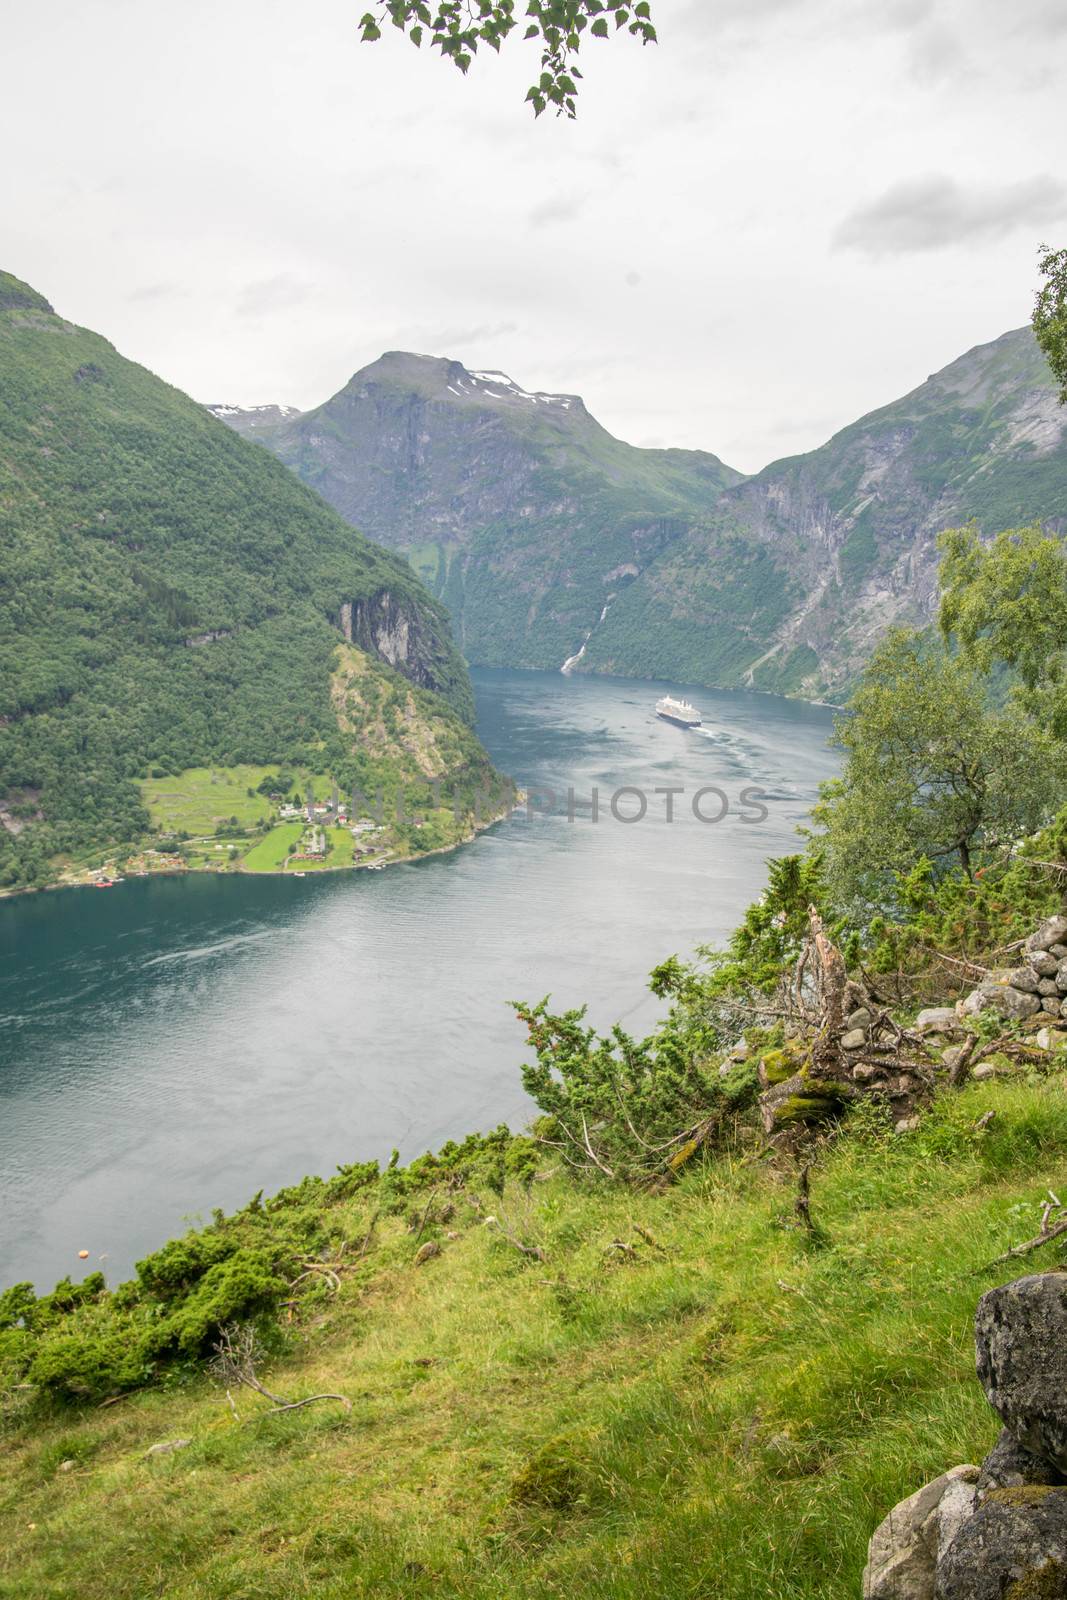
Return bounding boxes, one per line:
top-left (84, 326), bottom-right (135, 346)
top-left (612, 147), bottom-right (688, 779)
top-left (794, 1162), bottom-right (816, 1234)
top-left (262, 1392), bottom-right (352, 1415)
top-left (412, 1186), bottom-right (439, 1244)
top-left (978, 1193), bottom-right (1067, 1271)
top-left (210, 1323), bottom-right (351, 1414)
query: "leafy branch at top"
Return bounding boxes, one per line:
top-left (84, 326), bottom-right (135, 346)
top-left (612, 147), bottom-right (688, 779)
top-left (357, 1), bottom-right (657, 117)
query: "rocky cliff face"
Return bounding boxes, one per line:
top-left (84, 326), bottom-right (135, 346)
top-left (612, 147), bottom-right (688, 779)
top-left (214, 331), bottom-right (1067, 699)
top-left (339, 589), bottom-right (453, 697)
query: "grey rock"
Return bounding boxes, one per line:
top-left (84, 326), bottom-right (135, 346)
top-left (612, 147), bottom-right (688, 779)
top-left (1052, 944), bottom-right (1067, 960)
top-left (934, 1486), bottom-right (1067, 1599)
top-left (853, 1062), bottom-right (879, 1084)
top-left (915, 1008), bottom-right (962, 1037)
top-left (842, 1027), bottom-right (867, 1050)
top-left (863, 1465), bottom-right (979, 1600)
top-left (1039, 978), bottom-right (1061, 996)
top-left (941, 1045), bottom-right (968, 1072)
top-left (895, 1115), bottom-right (921, 1135)
top-left (1056, 969), bottom-right (1067, 993)
top-left (1002, 966), bottom-right (1041, 994)
top-left (1042, 997), bottom-right (1063, 1018)
top-left (848, 1007), bottom-right (874, 1031)
top-left (1031, 951), bottom-right (1060, 978)
top-left (1036, 1027), bottom-right (1067, 1052)
top-left (958, 984), bottom-right (1041, 1021)
top-left (975, 1273), bottom-right (1067, 1475)
top-left (977, 1428), bottom-right (1064, 1495)
top-left (145, 1438), bottom-right (191, 1458)
top-left (729, 1040), bottom-right (749, 1062)
top-left (971, 1063), bottom-right (996, 1081)
top-left (1028, 915), bottom-right (1067, 953)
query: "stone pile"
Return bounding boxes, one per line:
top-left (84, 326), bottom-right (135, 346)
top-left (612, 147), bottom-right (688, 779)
top-left (863, 1271), bottom-right (1067, 1599)
top-left (955, 914), bottom-right (1067, 1041)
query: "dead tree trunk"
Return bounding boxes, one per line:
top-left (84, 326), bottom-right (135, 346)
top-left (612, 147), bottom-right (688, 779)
top-left (807, 904), bottom-right (848, 1081)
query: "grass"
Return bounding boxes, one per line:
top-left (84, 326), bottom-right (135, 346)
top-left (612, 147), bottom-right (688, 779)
top-left (2, 1076), bottom-right (1066, 1599)
top-left (140, 767), bottom-right (332, 837)
top-left (241, 822), bottom-right (305, 872)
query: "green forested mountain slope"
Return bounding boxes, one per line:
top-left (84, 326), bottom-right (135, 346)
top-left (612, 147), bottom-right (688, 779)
top-left (586, 326), bottom-right (1067, 697)
top-left (209, 353), bottom-right (744, 670)
top-left (0, 274), bottom-right (495, 889)
top-left (218, 330), bottom-right (1067, 698)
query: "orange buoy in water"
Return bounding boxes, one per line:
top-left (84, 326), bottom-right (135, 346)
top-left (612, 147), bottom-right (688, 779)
top-left (78, 1250), bottom-right (90, 1260)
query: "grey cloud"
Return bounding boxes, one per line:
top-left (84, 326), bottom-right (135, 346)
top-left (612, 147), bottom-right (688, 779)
top-left (419, 319), bottom-right (520, 348)
top-left (905, 23), bottom-right (969, 87)
top-left (527, 192), bottom-right (588, 227)
top-left (833, 174), bottom-right (1067, 256)
top-left (235, 275), bottom-right (315, 319)
top-left (127, 282), bottom-right (188, 303)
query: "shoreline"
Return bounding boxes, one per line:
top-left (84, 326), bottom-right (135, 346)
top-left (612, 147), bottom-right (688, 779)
top-left (0, 796), bottom-right (520, 904)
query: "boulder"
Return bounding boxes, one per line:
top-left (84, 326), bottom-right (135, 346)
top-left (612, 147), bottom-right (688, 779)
top-left (975, 1274), bottom-right (1067, 1475)
top-left (1028, 915), bottom-right (1067, 953)
top-left (1042, 998), bottom-right (1063, 1018)
top-left (934, 1486), bottom-right (1067, 1599)
top-left (848, 1007), bottom-right (874, 1031)
top-left (1036, 1027), bottom-right (1067, 1052)
top-left (1001, 966), bottom-right (1041, 995)
top-left (972, 1063), bottom-right (996, 1081)
top-left (1031, 952), bottom-right (1060, 978)
top-left (853, 1062), bottom-right (879, 1084)
top-left (941, 1045), bottom-right (969, 1072)
top-left (145, 1438), bottom-right (191, 1458)
top-left (1039, 978), bottom-right (1061, 996)
top-left (977, 1428), bottom-right (1065, 1496)
top-left (842, 1028), bottom-right (867, 1050)
top-left (862, 1465), bottom-right (978, 1599)
top-left (1052, 944), bottom-right (1067, 960)
top-left (895, 1115), bottom-right (921, 1135)
top-left (915, 1008), bottom-right (962, 1037)
top-left (958, 984), bottom-right (1041, 1022)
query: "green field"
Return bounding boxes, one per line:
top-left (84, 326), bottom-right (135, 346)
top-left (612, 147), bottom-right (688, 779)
top-left (240, 822), bottom-right (305, 872)
top-left (141, 767), bottom-right (276, 834)
top-left (140, 767), bottom-right (335, 838)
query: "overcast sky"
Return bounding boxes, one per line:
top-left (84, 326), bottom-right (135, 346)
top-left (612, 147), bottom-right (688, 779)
top-left (3, 0), bottom-right (1066, 473)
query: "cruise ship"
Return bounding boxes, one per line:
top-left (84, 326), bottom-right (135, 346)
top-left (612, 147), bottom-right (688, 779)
top-left (656, 694), bottom-right (701, 728)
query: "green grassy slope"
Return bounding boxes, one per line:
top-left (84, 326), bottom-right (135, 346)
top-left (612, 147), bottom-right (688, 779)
top-left (0, 274), bottom-right (492, 889)
top-left (1, 1077), bottom-right (1064, 1599)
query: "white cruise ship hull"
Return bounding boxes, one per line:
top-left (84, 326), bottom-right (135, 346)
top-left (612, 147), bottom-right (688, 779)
top-left (657, 709), bottom-right (701, 728)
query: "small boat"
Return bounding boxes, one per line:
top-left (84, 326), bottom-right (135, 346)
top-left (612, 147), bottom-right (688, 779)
top-left (656, 694), bottom-right (701, 728)
top-left (293, 871), bottom-right (306, 878)
top-left (94, 878), bottom-right (114, 888)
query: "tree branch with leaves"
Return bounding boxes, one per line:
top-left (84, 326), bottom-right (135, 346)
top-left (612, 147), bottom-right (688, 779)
top-left (358, 1), bottom-right (656, 116)
top-left (1034, 243), bottom-right (1067, 405)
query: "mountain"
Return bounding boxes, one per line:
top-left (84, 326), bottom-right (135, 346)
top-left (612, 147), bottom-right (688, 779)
top-left (212, 352), bottom-right (744, 671)
top-left (217, 331), bottom-right (1067, 699)
top-left (0, 273), bottom-right (500, 891)
top-left (206, 401), bottom-right (302, 437)
top-left (584, 326), bottom-right (1067, 697)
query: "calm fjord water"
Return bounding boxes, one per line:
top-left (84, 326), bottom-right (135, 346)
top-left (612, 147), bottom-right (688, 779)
top-left (0, 670), bottom-right (837, 1290)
